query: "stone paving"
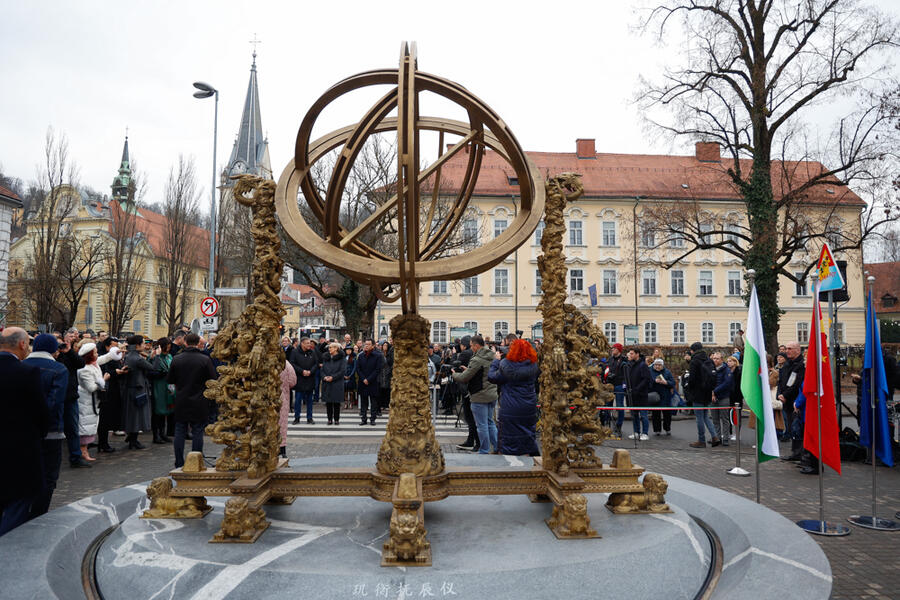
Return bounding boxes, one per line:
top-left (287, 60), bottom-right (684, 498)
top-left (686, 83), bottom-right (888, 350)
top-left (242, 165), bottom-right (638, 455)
top-left (51, 410), bottom-right (899, 600)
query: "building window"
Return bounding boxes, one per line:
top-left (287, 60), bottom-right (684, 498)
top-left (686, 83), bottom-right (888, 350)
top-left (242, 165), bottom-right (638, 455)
top-left (672, 322), bottom-right (686, 345)
top-left (826, 228), bottom-right (841, 250)
top-left (494, 269), bottom-right (509, 295)
top-left (601, 221), bottom-right (616, 246)
top-left (884, 295), bottom-right (898, 308)
top-left (463, 321), bottom-right (478, 333)
top-left (701, 322), bottom-right (715, 344)
top-left (644, 322), bottom-right (658, 344)
top-left (794, 272), bottom-right (808, 296)
top-left (432, 321), bottom-right (448, 344)
top-left (797, 322), bottom-right (809, 344)
top-left (85, 306), bottom-right (93, 325)
top-left (729, 322), bottom-right (742, 344)
top-left (133, 319), bottom-right (141, 333)
top-left (569, 220), bottom-right (583, 246)
top-left (534, 220), bottom-right (545, 245)
top-left (724, 223), bottom-right (740, 245)
top-left (699, 270), bottom-right (713, 296)
top-left (570, 268), bottom-right (584, 292)
top-left (494, 321), bottom-right (509, 341)
top-left (727, 271), bottom-right (742, 296)
top-left (432, 280), bottom-right (447, 295)
top-left (602, 269), bottom-right (617, 295)
top-left (604, 322), bottom-right (617, 344)
top-left (642, 269), bottom-right (657, 295)
top-left (462, 276), bottom-right (479, 295)
top-left (156, 298), bottom-right (164, 325)
top-left (535, 269), bottom-right (542, 294)
top-left (834, 322), bottom-right (845, 344)
top-left (462, 218), bottom-right (478, 247)
top-left (671, 270), bottom-right (684, 295)
top-left (669, 224), bottom-right (685, 248)
top-left (699, 223), bottom-right (714, 246)
top-left (641, 226), bottom-right (655, 248)
top-left (493, 218), bottom-right (507, 239)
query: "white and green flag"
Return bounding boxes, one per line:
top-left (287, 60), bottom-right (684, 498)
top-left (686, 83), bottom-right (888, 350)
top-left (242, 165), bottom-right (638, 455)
top-left (740, 285), bottom-right (780, 462)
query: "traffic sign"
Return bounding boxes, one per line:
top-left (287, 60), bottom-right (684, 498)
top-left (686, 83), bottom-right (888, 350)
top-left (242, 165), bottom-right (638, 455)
top-left (200, 316), bottom-right (219, 331)
top-left (200, 297), bottom-right (219, 317)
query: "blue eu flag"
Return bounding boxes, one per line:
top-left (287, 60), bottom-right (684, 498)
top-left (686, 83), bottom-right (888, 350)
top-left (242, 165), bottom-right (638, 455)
top-left (860, 288), bottom-right (893, 467)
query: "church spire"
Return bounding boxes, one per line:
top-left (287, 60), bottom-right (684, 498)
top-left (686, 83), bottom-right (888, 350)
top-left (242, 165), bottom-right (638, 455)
top-left (224, 46), bottom-right (271, 183)
top-left (111, 133), bottom-right (132, 206)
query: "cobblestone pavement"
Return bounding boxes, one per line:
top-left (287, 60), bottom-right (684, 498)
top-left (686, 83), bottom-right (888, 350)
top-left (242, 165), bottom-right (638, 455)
top-left (52, 411), bottom-right (899, 600)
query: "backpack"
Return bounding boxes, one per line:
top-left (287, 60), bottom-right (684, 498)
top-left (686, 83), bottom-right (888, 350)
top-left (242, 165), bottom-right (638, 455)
top-left (468, 365), bottom-right (484, 394)
top-left (700, 359), bottom-right (717, 393)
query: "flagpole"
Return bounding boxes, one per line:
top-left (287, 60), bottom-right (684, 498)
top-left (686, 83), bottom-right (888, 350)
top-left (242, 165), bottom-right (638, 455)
top-left (797, 276), bottom-right (849, 536)
top-left (747, 269), bottom-right (760, 503)
top-left (848, 276), bottom-right (900, 531)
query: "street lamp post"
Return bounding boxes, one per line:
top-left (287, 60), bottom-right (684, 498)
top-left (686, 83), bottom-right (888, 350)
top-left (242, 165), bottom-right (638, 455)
top-left (193, 81), bottom-right (219, 297)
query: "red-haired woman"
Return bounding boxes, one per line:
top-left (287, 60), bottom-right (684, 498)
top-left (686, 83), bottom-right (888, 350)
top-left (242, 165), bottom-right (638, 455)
top-left (488, 339), bottom-right (540, 456)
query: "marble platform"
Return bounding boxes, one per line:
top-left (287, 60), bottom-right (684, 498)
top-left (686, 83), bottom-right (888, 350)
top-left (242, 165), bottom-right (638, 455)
top-left (0, 454), bottom-right (833, 600)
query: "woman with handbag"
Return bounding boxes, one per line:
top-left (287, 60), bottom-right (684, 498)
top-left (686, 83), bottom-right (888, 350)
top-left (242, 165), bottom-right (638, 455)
top-left (123, 335), bottom-right (155, 450)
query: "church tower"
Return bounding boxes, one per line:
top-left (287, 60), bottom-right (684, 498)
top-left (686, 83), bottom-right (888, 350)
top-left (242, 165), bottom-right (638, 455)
top-left (223, 50), bottom-right (271, 182)
top-left (111, 135), bottom-right (132, 205)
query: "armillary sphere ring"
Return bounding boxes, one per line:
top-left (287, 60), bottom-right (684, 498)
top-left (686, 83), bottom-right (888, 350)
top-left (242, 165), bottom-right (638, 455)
top-left (275, 42), bottom-right (544, 314)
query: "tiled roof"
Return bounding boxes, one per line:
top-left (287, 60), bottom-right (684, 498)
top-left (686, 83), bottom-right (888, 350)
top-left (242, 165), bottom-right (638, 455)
top-left (0, 183), bottom-right (23, 207)
top-left (109, 201), bottom-right (211, 269)
top-left (422, 144), bottom-right (864, 207)
top-left (865, 262), bottom-right (900, 311)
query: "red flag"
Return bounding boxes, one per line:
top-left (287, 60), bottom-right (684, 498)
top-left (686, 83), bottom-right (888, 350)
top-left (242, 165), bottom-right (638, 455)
top-left (802, 290), bottom-right (842, 474)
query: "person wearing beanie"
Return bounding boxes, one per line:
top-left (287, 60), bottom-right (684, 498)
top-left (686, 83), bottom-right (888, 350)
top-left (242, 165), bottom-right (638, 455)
top-left (24, 334), bottom-right (70, 516)
top-left (122, 335), bottom-right (155, 449)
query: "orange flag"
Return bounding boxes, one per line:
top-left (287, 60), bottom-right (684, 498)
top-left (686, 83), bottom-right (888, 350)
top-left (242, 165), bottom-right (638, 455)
top-left (801, 289), bottom-right (841, 474)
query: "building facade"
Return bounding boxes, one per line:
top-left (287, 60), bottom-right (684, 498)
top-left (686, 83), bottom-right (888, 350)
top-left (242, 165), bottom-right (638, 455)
top-left (0, 184), bottom-right (23, 326)
top-left (380, 140), bottom-right (868, 347)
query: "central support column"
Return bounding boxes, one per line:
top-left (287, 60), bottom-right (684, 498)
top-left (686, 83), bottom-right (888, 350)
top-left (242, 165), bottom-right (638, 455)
top-left (376, 314), bottom-right (445, 477)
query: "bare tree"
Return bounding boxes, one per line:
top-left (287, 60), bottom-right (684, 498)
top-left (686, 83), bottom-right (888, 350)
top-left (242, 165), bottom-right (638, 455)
top-left (638, 0), bottom-right (899, 350)
top-left (104, 166), bottom-right (148, 335)
top-left (57, 232), bottom-right (107, 329)
top-left (160, 155), bottom-right (202, 332)
top-left (24, 128), bottom-right (80, 329)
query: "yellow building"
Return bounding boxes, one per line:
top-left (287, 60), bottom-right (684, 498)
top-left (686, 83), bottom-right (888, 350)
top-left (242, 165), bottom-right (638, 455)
top-left (380, 140), bottom-right (867, 347)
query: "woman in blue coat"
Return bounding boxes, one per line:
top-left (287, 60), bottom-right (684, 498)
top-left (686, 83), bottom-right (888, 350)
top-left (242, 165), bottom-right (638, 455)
top-left (488, 339), bottom-right (540, 456)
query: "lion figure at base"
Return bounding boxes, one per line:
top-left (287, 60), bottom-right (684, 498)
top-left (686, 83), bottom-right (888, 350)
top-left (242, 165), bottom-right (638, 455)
top-left (548, 493), bottom-right (596, 537)
top-left (142, 477), bottom-right (210, 519)
top-left (214, 497), bottom-right (268, 541)
top-left (383, 509), bottom-right (430, 563)
top-left (606, 473), bottom-right (670, 513)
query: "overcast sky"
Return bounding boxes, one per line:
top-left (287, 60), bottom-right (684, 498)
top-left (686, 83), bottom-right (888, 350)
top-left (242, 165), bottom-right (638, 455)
top-left (2, 1), bottom-right (897, 209)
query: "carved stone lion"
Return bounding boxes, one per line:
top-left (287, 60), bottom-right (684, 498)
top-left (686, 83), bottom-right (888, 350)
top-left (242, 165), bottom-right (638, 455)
top-left (606, 473), bottom-right (671, 514)
top-left (547, 493), bottom-right (597, 537)
top-left (213, 497), bottom-right (269, 542)
top-left (383, 509), bottom-right (430, 564)
top-left (142, 477), bottom-right (210, 519)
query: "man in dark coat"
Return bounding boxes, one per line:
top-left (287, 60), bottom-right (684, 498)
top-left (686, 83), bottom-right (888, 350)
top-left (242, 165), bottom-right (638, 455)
top-left (169, 331), bottom-right (186, 357)
top-left (56, 328), bottom-right (87, 467)
top-left (355, 339), bottom-right (383, 426)
top-left (24, 334), bottom-right (69, 518)
top-left (290, 337), bottom-right (319, 424)
top-left (455, 336), bottom-right (479, 451)
top-left (778, 341), bottom-right (805, 459)
top-left (623, 349), bottom-right (652, 440)
top-left (687, 342), bottom-right (719, 448)
top-left (0, 327), bottom-right (49, 536)
top-left (123, 335), bottom-right (155, 449)
top-left (606, 343), bottom-right (627, 435)
top-left (167, 333), bottom-right (217, 468)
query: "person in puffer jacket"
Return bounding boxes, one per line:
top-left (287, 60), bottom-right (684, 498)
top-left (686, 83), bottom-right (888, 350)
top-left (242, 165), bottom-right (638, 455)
top-left (488, 339), bottom-right (540, 456)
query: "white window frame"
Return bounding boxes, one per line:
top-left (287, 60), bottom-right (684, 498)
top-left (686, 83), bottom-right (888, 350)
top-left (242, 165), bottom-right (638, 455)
top-left (797, 322), bottom-right (809, 344)
top-left (641, 226), bottom-right (655, 248)
top-left (570, 268), bottom-right (584, 292)
top-left (669, 224), bottom-right (685, 248)
top-left (727, 271), bottom-right (742, 296)
top-left (601, 221), bottom-right (616, 246)
top-left (834, 322), bottom-right (845, 344)
top-left (701, 321), bottom-right (715, 344)
top-left (569, 220), bottom-right (583, 246)
top-left (431, 320), bottom-right (448, 344)
top-left (493, 218), bottom-right (507, 239)
top-left (463, 321), bottom-right (478, 333)
top-left (794, 272), bottom-right (808, 296)
top-left (602, 269), bottom-right (617, 295)
top-left (462, 218), bottom-right (478, 247)
top-left (699, 223), bottom-right (714, 246)
top-left (724, 223), bottom-right (740, 245)
top-left (535, 269), bottom-right (542, 294)
top-left (494, 321), bottom-right (510, 340)
top-left (644, 322), bottom-right (658, 344)
top-left (604, 322), bottom-right (617, 344)
top-left (494, 268), bottom-right (509, 295)
top-left (462, 276), bottom-right (479, 295)
top-left (672, 322), bottom-right (686, 345)
top-left (729, 322), bottom-right (742, 344)
top-left (642, 269), bottom-right (657, 296)
top-left (699, 270), bottom-right (714, 296)
top-left (671, 270), bottom-right (684, 296)
top-left (534, 220), bottom-right (545, 245)
top-left (432, 280), bottom-right (447, 295)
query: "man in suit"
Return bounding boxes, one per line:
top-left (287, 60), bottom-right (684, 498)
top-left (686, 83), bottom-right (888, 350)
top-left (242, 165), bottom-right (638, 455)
top-left (0, 327), bottom-right (49, 536)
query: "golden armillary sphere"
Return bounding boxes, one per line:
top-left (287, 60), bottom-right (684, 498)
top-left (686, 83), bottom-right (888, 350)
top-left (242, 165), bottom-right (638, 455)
top-left (276, 42), bottom-right (544, 314)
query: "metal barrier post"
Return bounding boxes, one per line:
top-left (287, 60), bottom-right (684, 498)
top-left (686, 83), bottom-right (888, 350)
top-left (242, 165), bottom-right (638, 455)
top-left (727, 403), bottom-right (750, 477)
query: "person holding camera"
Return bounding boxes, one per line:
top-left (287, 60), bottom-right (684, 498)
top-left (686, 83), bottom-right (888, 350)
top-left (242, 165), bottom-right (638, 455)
top-left (452, 335), bottom-right (498, 454)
